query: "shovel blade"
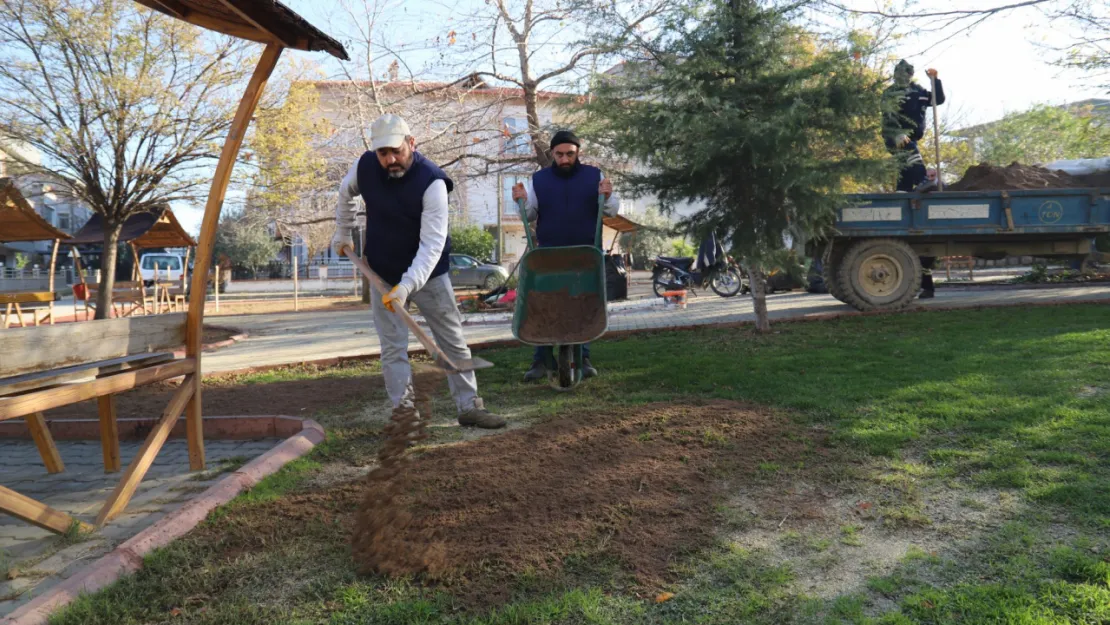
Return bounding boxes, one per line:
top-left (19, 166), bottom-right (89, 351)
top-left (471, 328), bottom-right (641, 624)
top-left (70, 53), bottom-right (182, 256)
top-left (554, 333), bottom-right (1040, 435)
top-left (436, 355), bottom-right (494, 373)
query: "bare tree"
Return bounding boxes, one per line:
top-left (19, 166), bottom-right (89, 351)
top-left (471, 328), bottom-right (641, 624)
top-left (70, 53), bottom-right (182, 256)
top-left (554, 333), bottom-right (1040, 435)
top-left (0, 0), bottom-right (254, 318)
top-left (817, 0), bottom-right (1110, 83)
top-left (449, 0), bottom-right (677, 168)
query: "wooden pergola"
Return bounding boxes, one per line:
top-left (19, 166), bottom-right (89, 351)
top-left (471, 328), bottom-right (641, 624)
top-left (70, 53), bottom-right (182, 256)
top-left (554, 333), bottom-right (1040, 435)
top-left (0, 178), bottom-right (72, 327)
top-left (0, 1), bottom-right (346, 534)
top-left (70, 206), bottom-right (198, 287)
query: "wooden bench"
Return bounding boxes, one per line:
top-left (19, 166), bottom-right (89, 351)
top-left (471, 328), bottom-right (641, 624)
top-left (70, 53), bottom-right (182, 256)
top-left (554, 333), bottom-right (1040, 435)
top-left (0, 313), bottom-right (201, 532)
top-left (943, 256), bottom-right (975, 281)
top-left (1, 292), bottom-right (56, 328)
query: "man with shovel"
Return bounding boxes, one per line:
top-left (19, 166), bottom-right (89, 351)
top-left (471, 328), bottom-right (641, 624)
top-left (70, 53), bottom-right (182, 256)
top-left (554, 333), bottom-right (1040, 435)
top-left (332, 113), bottom-right (505, 429)
top-left (883, 60), bottom-right (945, 193)
top-left (884, 60), bottom-right (945, 298)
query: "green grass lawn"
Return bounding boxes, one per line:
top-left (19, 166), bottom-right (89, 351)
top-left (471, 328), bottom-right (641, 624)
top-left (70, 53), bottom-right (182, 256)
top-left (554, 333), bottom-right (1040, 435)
top-left (50, 304), bottom-right (1110, 624)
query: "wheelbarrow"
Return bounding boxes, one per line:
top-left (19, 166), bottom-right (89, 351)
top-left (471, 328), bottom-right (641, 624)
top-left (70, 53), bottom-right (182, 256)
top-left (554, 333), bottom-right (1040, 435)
top-left (512, 195), bottom-right (608, 389)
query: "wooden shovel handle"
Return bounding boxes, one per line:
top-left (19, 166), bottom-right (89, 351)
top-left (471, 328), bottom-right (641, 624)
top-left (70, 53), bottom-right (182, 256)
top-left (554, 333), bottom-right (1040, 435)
top-left (341, 247), bottom-right (462, 372)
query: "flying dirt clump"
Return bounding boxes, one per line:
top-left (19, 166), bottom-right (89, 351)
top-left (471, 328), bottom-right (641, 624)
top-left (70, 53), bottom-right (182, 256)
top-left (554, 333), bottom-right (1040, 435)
top-left (350, 368), bottom-right (447, 576)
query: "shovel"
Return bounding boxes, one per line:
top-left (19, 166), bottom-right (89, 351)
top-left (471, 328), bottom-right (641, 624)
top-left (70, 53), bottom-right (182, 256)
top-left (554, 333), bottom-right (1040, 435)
top-left (341, 247), bottom-right (493, 374)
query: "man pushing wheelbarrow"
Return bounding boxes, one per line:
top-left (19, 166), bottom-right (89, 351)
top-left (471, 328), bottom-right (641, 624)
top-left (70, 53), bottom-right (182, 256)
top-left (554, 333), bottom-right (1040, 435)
top-left (511, 130), bottom-right (621, 386)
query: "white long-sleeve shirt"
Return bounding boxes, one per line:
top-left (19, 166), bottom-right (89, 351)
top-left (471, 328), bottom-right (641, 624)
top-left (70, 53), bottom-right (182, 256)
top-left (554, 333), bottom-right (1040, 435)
top-left (335, 156), bottom-right (449, 294)
top-left (519, 172), bottom-right (621, 223)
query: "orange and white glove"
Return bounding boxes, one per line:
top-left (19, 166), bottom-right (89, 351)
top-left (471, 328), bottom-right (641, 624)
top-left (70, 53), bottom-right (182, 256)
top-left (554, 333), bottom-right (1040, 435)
top-left (382, 284), bottom-right (411, 313)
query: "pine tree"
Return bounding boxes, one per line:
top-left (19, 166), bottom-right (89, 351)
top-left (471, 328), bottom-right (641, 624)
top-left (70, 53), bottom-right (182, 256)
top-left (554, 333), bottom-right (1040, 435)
top-left (581, 0), bottom-right (891, 330)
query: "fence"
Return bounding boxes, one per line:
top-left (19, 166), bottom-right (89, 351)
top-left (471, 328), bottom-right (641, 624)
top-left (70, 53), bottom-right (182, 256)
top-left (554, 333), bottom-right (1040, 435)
top-left (229, 260), bottom-right (358, 281)
top-left (0, 268), bottom-right (76, 293)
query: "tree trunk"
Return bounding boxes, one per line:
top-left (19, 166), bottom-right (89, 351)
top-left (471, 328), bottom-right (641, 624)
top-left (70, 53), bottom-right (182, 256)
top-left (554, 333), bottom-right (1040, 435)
top-left (361, 276), bottom-right (371, 304)
top-left (524, 87), bottom-right (551, 168)
top-left (750, 267), bottom-right (770, 333)
top-left (94, 224), bottom-right (122, 320)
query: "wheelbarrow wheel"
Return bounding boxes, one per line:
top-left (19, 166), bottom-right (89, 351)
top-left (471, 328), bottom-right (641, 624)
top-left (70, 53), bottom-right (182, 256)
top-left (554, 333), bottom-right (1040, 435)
top-left (556, 345), bottom-right (574, 388)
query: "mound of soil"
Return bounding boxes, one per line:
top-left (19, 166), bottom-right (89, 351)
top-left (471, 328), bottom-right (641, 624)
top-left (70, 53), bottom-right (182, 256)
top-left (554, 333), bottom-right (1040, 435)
top-left (349, 400), bottom-right (814, 597)
top-left (947, 162), bottom-right (1110, 191)
top-left (192, 401), bottom-right (818, 606)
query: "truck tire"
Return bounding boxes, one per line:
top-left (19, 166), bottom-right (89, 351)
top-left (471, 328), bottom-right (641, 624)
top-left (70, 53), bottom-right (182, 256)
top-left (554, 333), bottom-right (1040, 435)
top-left (823, 245), bottom-right (849, 303)
top-left (837, 238), bottom-right (921, 311)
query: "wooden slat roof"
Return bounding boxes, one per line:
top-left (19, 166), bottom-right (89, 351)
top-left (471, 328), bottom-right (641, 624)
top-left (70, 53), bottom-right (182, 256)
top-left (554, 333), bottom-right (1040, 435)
top-left (0, 178), bottom-right (71, 243)
top-left (70, 206), bottom-right (197, 248)
top-left (133, 0), bottom-right (349, 60)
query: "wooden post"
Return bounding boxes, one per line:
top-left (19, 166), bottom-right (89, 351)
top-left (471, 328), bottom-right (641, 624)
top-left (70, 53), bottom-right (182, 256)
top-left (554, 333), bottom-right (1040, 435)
top-left (98, 395), bottom-right (120, 473)
top-left (185, 43), bottom-right (283, 472)
top-left (26, 412), bottom-right (64, 474)
top-left (182, 246), bottom-right (191, 311)
top-left (293, 255), bottom-right (299, 311)
top-left (0, 485), bottom-right (88, 534)
top-left (130, 243), bottom-right (141, 282)
top-left (47, 239), bottom-right (59, 325)
top-left (96, 376), bottom-right (194, 525)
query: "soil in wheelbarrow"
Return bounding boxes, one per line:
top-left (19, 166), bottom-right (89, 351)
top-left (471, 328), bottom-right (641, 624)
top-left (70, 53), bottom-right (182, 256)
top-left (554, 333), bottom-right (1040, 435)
top-left (340, 400), bottom-right (817, 605)
top-left (519, 290), bottom-right (605, 344)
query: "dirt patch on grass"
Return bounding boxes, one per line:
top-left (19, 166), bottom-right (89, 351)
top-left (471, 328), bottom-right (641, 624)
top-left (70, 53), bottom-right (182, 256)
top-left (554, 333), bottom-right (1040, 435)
top-left (43, 372), bottom-right (384, 421)
top-left (200, 400), bottom-right (816, 608)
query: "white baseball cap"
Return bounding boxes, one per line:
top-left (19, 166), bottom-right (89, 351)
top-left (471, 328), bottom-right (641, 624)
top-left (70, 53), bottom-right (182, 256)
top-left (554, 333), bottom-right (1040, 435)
top-left (371, 114), bottom-right (411, 150)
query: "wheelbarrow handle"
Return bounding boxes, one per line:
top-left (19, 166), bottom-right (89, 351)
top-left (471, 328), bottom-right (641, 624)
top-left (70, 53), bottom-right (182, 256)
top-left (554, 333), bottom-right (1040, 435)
top-left (341, 247), bottom-right (473, 374)
top-left (516, 198), bottom-right (536, 252)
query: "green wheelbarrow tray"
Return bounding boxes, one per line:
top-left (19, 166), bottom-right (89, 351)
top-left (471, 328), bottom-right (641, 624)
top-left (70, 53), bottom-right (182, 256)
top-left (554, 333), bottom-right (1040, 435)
top-left (512, 244), bottom-right (609, 346)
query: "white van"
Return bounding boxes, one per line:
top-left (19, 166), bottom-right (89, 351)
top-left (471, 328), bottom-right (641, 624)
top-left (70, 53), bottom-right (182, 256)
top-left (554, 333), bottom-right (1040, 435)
top-left (139, 253), bottom-right (185, 283)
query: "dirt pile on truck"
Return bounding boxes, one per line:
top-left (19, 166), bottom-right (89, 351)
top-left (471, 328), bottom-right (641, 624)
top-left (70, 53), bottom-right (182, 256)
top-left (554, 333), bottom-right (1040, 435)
top-left (947, 162), bottom-right (1110, 191)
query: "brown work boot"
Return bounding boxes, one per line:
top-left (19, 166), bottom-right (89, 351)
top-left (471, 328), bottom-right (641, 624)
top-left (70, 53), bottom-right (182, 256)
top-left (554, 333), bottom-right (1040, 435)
top-left (458, 400), bottom-right (506, 429)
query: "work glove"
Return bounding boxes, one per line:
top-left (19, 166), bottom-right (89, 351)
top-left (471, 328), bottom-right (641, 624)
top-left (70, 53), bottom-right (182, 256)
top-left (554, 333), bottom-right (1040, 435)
top-left (331, 231), bottom-right (354, 258)
top-left (896, 134), bottom-right (910, 148)
top-left (382, 283), bottom-right (411, 313)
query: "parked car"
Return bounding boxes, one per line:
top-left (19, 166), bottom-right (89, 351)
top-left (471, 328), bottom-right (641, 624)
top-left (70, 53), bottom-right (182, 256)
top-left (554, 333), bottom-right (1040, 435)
top-left (138, 253), bottom-right (186, 284)
top-left (448, 254), bottom-right (508, 290)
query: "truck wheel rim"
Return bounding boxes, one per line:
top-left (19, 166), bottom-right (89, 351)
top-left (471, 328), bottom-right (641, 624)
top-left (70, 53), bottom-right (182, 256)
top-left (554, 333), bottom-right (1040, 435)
top-left (858, 253), bottom-right (903, 298)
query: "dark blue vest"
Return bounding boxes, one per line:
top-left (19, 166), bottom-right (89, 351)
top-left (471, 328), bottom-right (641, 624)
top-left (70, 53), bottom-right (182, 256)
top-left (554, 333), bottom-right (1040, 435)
top-left (357, 151), bottom-right (453, 286)
top-left (533, 164), bottom-right (602, 248)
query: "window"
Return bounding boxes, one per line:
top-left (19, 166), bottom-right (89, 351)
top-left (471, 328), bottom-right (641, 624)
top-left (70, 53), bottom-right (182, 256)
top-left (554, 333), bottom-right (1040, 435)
top-left (40, 205), bottom-right (54, 226)
top-left (58, 213), bottom-right (71, 231)
top-left (501, 117), bottom-right (530, 155)
top-left (141, 255), bottom-right (181, 271)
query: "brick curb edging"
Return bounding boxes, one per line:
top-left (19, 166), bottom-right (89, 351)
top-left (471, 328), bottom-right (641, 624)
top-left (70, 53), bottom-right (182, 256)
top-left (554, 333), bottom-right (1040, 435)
top-left (0, 418), bottom-right (325, 625)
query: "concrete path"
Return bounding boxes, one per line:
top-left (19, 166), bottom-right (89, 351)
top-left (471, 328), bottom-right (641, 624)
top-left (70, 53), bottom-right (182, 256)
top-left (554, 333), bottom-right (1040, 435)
top-left (203, 284), bottom-right (1110, 374)
top-left (0, 439), bottom-right (279, 617)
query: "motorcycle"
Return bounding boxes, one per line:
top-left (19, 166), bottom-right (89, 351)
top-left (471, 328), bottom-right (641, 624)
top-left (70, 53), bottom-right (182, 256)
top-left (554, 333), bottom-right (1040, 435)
top-left (651, 234), bottom-right (748, 298)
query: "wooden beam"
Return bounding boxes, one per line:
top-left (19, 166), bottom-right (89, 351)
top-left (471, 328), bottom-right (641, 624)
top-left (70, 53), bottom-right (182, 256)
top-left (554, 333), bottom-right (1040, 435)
top-left (186, 376), bottom-right (204, 471)
top-left (0, 313), bottom-right (186, 377)
top-left (0, 352), bottom-right (176, 397)
top-left (0, 359), bottom-right (195, 421)
top-left (98, 395), bottom-right (121, 473)
top-left (186, 43), bottom-right (282, 473)
top-left (144, 0), bottom-right (190, 19)
top-left (215, 0), bottom-right (299, 48)
top-left (48, 239), bottom-right (59, 325)
top-left (0, 485), bottom-right (88, 534)
top-left (96, 376), bottom-right (195, 526)
top-left (26, 412), bottom-right (64, 474)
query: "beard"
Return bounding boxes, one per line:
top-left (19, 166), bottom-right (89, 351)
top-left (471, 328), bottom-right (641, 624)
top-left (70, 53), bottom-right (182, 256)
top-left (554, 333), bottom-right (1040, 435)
top-left (554, 157), bottom-right (579, 177)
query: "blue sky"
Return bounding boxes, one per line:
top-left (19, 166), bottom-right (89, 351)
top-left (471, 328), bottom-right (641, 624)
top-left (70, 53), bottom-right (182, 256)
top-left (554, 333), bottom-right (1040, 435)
top-left (173, 0), bottom-right (1107, 234)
